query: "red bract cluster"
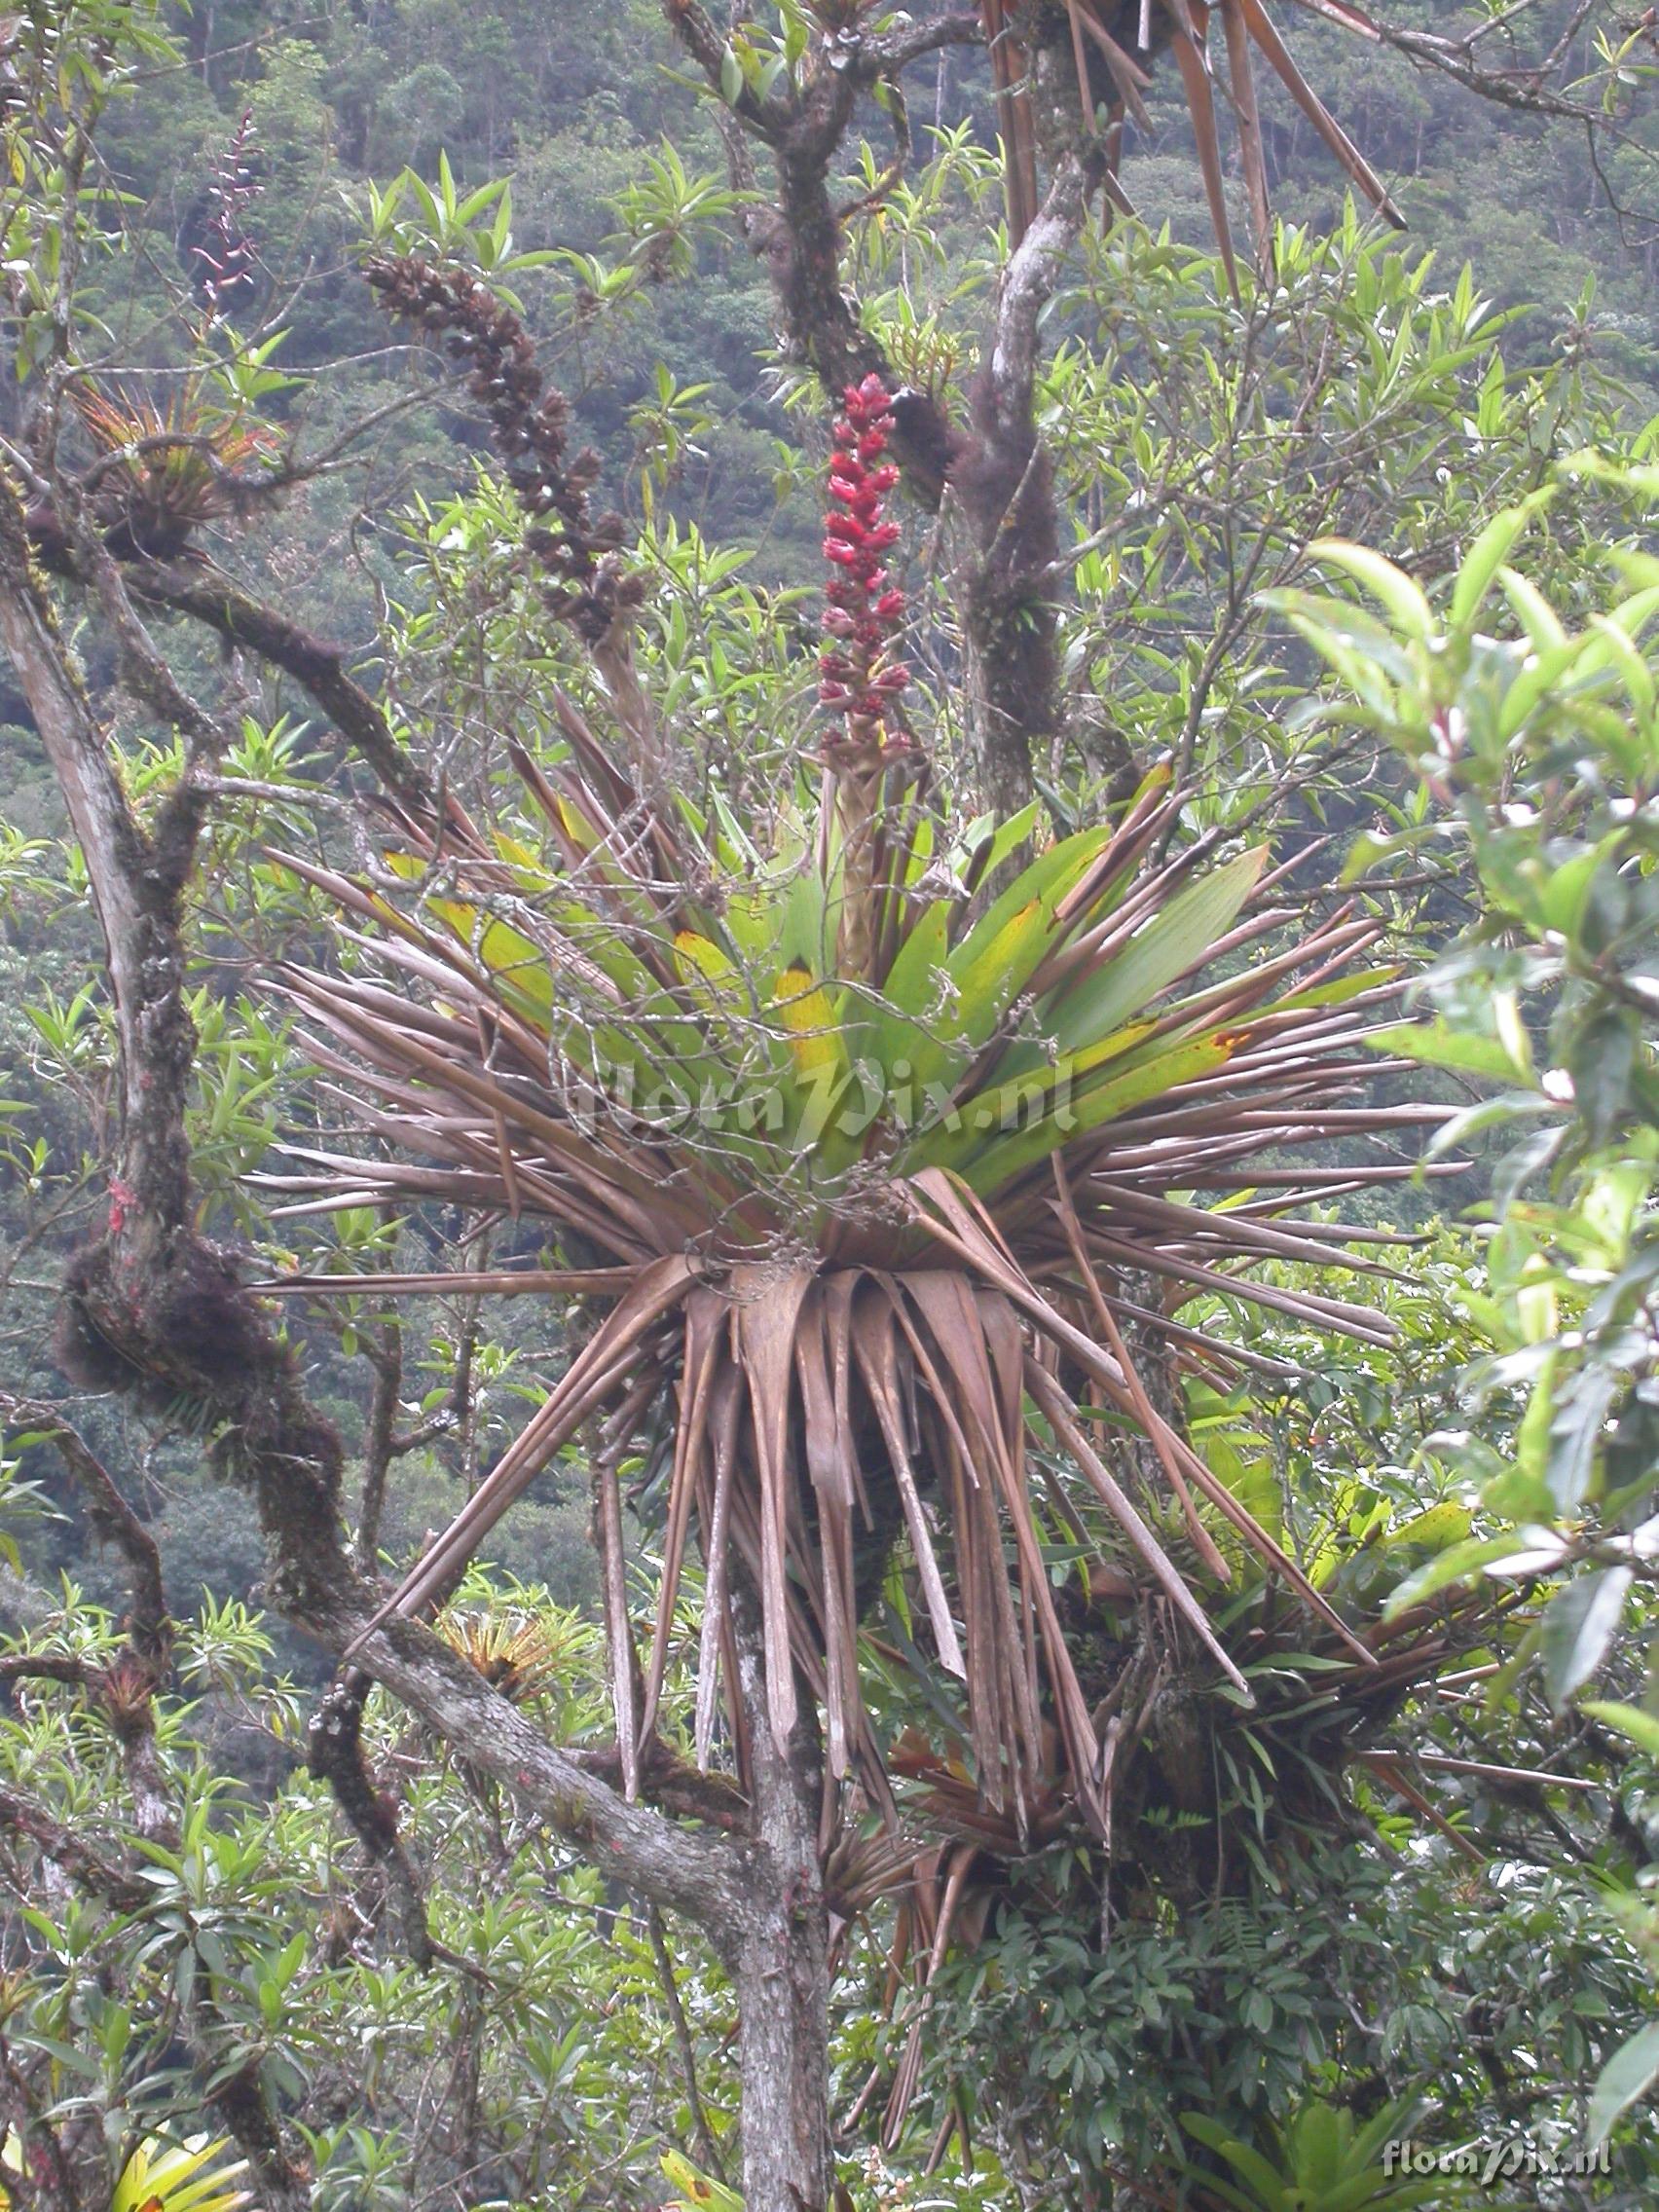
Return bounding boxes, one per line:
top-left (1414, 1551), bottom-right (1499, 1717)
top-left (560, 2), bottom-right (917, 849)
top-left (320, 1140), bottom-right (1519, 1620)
top-left (820, 373), bottom-right (909, 755)
top-left (189, 108), bottom-right (261, 319)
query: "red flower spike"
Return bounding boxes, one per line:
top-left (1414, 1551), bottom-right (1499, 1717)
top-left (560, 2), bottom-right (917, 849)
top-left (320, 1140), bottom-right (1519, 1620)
top-left (819, 374), bottom-right (910, 757)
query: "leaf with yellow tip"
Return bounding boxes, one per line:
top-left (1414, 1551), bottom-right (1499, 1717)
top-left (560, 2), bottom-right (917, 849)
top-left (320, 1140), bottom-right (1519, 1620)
top-left (1384, 1502), bottom-right (1474, 1553)
top-left (770, 964), bottom-right (867, 1166)
top-left (659, 2149), bottom-right (743, 2212)
top-left (492, 830), bottom-right (542, 872)
top-left (555, 793), bottom-right (602, 852)
top-left (676, 929), bottom-right (737, 986)
top-left (110, 2134), bottom-right (250, 2212)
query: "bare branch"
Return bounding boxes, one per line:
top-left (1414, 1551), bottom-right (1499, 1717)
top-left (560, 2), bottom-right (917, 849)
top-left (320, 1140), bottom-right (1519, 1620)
top-left (646, 1903), bottom-right (728, 2180)
top-left (0, 1781), bottom-right (149, 1911)
top-left (0, 469), bottom-right (193, 1232)
top-left (122, 560), bottom-right (434, 814)
top-left (307, 1668), bottom-right (433, 1965)
top-left (0, 1395), bottom-right (167, 1662)
top-left (351, 1609), bottom-right (756, 1949)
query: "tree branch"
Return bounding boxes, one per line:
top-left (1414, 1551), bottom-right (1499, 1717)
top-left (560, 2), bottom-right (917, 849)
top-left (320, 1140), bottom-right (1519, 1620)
top-left (951, 149), bottom-right (1098, 815)
top-left (646, 1902), bottom-right (728, 2181)
top-left (123, 559), bottom-right (433, 815)
top-left (0, 471), bottom-right (194, 1235)
top-left (1, 466), bottom-right (751, 1964)
top-left (350, 1608), bottom-right (755, 1950)
top-left (0, 1781), bottom-right (149, 1911)
top-left (0, 1394), bottom-right (167, 1663)
top-left (1296, 0), bottom-right (1647, 123)
top-left (307, 1667), bottom-right (433, 1966)
top-left (664, 1), bottom-right (962, 505)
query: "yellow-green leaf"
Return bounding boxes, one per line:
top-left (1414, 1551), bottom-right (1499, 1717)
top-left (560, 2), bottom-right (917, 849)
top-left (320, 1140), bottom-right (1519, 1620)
top-left (660, 2150), bottom-right (743, 2212)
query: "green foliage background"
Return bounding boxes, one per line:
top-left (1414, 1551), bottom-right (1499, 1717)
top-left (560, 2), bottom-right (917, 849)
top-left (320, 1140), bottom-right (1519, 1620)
top-left (3, 4), bottom-right (1659, 2210)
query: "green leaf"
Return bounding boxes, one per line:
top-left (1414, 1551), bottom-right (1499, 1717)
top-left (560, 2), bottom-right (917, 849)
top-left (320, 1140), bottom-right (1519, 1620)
top-left (1308, 538), bottom-right (1434, 644)
top-left (881, 828), bottom-right (1114, 1090)
top-left (1533, 836), bottom-right (1619, 940)
top-left (937, 1018), bottom-right (1159, 1172)
top-left (1448, 495), bottom-right (1550, 628)
top-left (1587, 2019), bottom-right (1659, 2150)
top-left (112, 2135), bottom-right (250, 2212)
top-left (962, 798), bottom-right (1042, 886)
top-left (867, 899), bottom-right (953, 1071)
top-left (1043, 846), bottom-right (1268, 1058)
top-left (1268, 588), bottom-right (1423, 688)
top-left (1383, 1529), bottom-right (1564, 1616)
top-left (1179, 2114), bottom-right (1291, 2212)
top-left (1580, 1700), bottom-right (1659, 1760)
top-left (1540, 1567), bottom-right (1631, 1710)
top-left (1382, 1502), bottom-right (1473, 1553)
top-left (1547, 1368), bottom-right (1618, 1514)
top-left (947, 825), bottom-right (1114, 994)
top-left (660, 2149), bottom-right (743, 2212)
top-left (1497, 564), bottom-right (1568, 655)
top-left (1366, 1019), bottom-right (1529, 1086)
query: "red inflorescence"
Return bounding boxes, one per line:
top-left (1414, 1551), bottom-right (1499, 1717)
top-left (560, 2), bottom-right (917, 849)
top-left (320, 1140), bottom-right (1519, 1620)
top-left (190, 108), bottom-right (261, 319)
top-left (819, 373), bottom-right (910, 757)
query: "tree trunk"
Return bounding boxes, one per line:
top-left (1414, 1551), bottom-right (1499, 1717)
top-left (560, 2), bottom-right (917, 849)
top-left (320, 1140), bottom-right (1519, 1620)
top-left (733, 1596), bottom-right (831, 2212)
top-left (953, 147), bottom-right (1100, 823)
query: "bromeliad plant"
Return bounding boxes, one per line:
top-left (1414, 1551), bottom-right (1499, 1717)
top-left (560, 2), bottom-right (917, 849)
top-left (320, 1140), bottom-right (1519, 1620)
top-left (70, 379), bottom-right (278, 561)
top-left (1178, 2098), bottom-right (1449, 2212)
top-left (271, 373), bottom-right (1439, 1831)
top-left (109, 2135), bottom-right (251, 2212)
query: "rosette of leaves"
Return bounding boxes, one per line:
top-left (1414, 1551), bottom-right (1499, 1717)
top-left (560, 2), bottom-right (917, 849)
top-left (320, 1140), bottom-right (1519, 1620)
top-left (71, 382), bottom-right (276, 561)
top-left (1179, 2099), bottom-right (1451, 2211)
top-left (108, 2134), bottom-right (251, 2212)
top-left (439, 1609), bottom-right (565, 1706)
top-left (270, 685), bottom-right (1439, 1827)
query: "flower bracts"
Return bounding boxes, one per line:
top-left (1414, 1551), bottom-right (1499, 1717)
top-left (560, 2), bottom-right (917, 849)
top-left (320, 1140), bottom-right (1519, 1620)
top-left (819, 373), bottom-right (909, 758)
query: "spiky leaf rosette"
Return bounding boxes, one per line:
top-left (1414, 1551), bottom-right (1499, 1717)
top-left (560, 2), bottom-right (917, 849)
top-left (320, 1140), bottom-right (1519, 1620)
top-left (71, 381), bottom-right (276, 560)
top-left (268, 688), bottom-right (1443, 1826)
top-left (110, 2134), bottom-right (250, 2212)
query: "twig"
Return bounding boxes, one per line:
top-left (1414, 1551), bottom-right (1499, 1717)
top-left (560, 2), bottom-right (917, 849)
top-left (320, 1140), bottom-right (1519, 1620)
top-left (646, 1903), bottom-right (727, 2180)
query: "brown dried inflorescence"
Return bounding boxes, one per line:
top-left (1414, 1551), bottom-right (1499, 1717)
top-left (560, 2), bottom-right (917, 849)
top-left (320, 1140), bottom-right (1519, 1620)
top-left (364, 252), bottom-right (642, 645)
